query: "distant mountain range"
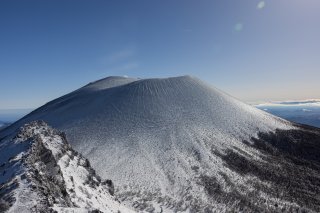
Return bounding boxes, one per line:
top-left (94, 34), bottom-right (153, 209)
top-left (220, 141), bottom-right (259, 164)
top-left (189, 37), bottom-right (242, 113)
top-left (0, 109), bottom-right (33, 122)
top-left (0, 122), bottom-right (11, 131)
top-left (1, 76), bottom-right (320, 212)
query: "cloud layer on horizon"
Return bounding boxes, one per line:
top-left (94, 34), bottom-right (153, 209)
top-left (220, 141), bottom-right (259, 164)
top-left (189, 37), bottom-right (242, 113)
top-left (255, 99), bottom-right (320, 108)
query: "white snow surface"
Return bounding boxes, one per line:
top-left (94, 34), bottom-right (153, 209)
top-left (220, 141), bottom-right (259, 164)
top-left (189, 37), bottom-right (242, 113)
top-left (0, 121), bottom-right (134, 213)
top-left (0, 76), bottom-right (295, 212)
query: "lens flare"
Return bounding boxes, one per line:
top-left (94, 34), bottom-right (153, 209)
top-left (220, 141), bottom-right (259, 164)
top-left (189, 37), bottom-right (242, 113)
top-left (257, 1), bottom-right (266, 9)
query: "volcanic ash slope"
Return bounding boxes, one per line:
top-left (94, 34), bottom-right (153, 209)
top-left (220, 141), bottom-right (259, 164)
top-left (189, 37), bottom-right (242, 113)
top-left (1, 76), bottom-right (320, 212)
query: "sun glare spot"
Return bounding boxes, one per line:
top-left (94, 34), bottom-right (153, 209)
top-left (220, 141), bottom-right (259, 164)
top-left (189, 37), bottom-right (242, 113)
top-left (257, 1), bottom-right (266, 10)
top-left (234, 23), bottom-right (243, 32)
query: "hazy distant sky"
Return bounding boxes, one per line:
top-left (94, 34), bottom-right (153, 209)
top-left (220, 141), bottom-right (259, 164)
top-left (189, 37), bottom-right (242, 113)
top-left (1, 0), bottom-right (320, 109)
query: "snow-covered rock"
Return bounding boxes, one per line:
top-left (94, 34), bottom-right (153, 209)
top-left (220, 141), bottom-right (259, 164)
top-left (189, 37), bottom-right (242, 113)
top-left (0, 121), bottom-right (134, 213)
top-left (1, 76), bottom-right (320, 212)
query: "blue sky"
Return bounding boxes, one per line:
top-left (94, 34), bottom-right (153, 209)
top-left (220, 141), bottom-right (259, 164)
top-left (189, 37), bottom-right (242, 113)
top-left (1, 0), bottom-right (320, 109)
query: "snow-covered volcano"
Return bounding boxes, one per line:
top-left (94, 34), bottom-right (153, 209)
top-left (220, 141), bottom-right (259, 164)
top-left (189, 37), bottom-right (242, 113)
top-left (1, 76), bottom-right (320, 212)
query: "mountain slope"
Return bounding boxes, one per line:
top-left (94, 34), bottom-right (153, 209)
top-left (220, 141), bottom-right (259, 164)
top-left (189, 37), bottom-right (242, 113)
top-left (0, 121), bottom-right (134, 213)
top-left (1, 76), bottom-right (320, 212)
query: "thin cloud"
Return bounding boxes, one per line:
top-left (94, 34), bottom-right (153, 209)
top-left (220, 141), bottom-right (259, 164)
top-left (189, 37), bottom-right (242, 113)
top-left (102, 49), bottom-right (135, 65)
top-left (99, 47), bottom-right (140, 73)
top-left (255, 99), bottom-right (320, 107)
top-left (106, 62), bottom-right (140, 73)
top-left (278, 100), bottom-right (320, 105)
top-left (183, 29), bottom-right (193, 32)
top-left (116, 62), bottom-right (139, 71)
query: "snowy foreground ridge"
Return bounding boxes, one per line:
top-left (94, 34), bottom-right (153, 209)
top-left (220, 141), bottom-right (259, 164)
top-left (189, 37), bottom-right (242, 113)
top-left (1, 76), bottom-right (320, 212)
top-left (0, 121), bottom-right (134, 212)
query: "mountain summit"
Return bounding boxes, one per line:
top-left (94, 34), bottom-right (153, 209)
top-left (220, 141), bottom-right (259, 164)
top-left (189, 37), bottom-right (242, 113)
top-left (1, 76), bottom-right (320, 212)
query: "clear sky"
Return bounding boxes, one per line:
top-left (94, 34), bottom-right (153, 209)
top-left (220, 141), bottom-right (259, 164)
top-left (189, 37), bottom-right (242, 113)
top-left (1, 0), bottom-right (319, 109)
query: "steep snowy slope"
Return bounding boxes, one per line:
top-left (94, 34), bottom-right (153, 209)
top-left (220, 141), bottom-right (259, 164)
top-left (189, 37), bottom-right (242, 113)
top-left (0, 121), bottom-right (134, 213)
top-left (1, 76), bottom-right (320, 212)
